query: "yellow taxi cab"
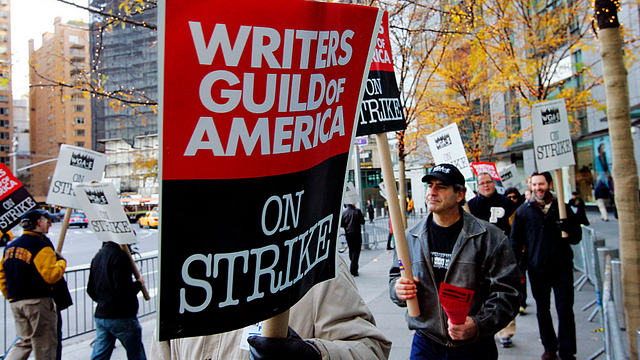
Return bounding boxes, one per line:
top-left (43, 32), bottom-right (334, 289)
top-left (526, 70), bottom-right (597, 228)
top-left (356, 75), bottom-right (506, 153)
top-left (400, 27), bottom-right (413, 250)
top-left (0, 229), bottom-right (13, 247)
top-left (138, 211), bottom-right (159, 229)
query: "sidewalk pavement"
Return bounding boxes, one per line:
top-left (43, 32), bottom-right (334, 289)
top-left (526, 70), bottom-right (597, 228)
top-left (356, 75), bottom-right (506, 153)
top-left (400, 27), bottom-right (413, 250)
top-left (61, 209), bottom-right (621, 359)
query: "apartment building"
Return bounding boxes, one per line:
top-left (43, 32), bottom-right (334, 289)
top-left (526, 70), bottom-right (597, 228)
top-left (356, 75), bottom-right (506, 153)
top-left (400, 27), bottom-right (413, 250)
top-left (28, 17), bottom-right (91, 201)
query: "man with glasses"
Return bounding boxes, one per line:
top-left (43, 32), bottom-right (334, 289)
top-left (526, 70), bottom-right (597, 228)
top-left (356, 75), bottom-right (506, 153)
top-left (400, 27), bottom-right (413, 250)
top-left (0, 209), bottom-right (67, 360)
top-left (468, 172), bottom-right (518, 348)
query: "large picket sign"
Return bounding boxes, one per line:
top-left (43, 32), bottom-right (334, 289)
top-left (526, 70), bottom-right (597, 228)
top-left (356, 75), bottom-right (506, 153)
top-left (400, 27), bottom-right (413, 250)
top-left (531, 99), bottom-right (575, 172)
top-left (159, 0), bottom-right (381, 340)
top-left (74, 182), bottom-right (137, 245)
top-left (46, 144), bottom-right (107, 209)
top-left (356, 11), bottom-right (406, 136)
top-left (0, 164), bottom-right (37, 232)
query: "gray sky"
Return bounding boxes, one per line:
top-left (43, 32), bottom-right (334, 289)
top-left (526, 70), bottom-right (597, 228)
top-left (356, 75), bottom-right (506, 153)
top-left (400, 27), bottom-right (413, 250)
top-left (11, 0), bottom-right (88, 98)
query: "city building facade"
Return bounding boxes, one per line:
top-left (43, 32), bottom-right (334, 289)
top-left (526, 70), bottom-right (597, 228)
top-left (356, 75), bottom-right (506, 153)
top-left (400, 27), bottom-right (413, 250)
top-left (0, 0), bottom-right (11, 170)
top-left (28, 17), bottom-right (91, 201)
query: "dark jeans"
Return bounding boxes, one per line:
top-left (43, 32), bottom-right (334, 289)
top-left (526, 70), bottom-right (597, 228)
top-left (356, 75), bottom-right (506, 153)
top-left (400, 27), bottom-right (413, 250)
top-left (528, 268), bottom-right (577, 359)
top-left (410, 331), bottom-right (497, 360)
top-left (91, 316), bottom-right (147, 360)
top-left (345, 232), bottom-right (362, 275)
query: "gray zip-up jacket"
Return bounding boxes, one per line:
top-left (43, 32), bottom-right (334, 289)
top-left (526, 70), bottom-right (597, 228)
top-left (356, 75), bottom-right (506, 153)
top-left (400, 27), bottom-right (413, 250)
top-left (389, 211), bottom-right (520, 348)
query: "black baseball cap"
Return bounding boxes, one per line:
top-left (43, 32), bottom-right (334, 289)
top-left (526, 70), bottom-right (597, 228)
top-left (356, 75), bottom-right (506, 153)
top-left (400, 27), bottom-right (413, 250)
top-left (422, 164), bottom-right (465, 186)
top-left (21, 209), bottom-right (52, 225)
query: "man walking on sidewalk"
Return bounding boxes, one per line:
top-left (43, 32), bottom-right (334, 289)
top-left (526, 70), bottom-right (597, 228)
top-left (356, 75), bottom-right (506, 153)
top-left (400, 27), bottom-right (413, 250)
top-left (510, 172), bottom-right (582, 360)
top-left (390, 164), bottom-right (520, 359)
top-left (468, 172), bottom-right (518, 349)
top-left (341, 203), bottom-right (365, 276)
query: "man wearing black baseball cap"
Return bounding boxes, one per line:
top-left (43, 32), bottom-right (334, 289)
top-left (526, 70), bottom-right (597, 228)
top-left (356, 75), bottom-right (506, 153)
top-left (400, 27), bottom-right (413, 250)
top-left (0, 208), bottom-right (67, 360)
top-left (390, 163), bottom-right (520, 359)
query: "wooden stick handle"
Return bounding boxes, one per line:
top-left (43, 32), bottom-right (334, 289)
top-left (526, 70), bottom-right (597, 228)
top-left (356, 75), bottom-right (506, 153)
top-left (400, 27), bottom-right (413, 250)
top-left (375, 133), bottom-right (420, 317)
top-left (121, 244), bottom-right (151, 301)
top-left (553, 169), bottom-right (569, 238)
top-left (262, 309), bottom-right (290, 338)
top-left (56, 208), bottom-right (73, 253)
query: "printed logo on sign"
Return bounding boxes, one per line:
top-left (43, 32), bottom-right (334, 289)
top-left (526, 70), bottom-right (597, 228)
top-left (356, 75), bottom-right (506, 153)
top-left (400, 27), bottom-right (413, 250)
top-left (70, 153), bottom-right (95, 170)
top-left (541, 108), bottom-right (561, 126)
top-left (501, 171), bottom-right (513, 181)
top-left (432, 165), bottom-right (451, 174)
top-left (85, 189), bottom-right (108, 205)
top-left (435, 134), bottom-right (452, 150)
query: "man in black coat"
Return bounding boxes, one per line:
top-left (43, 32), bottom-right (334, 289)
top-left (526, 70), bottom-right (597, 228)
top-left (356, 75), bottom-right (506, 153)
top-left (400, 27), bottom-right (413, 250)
top-left (341, 204), bottom-right (365, 276)
top-left (88, 241), bottom-right (146, 360)
top-left (510, 172), bottom-right (582, 360)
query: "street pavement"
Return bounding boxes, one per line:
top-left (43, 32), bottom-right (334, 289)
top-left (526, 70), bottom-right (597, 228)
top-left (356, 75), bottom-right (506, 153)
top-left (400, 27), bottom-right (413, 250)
top-left (60, 208), bottom-right (624, 359)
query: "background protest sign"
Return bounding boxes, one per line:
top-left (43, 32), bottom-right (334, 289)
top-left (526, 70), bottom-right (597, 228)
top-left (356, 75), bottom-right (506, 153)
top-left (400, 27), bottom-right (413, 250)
top-left (470, 162), bottom-right (505, 194)
top-left (356, 11), bottom-right (406, 136)
top-left (426, 123), bottom-right (473, 179)
top-left (74, 182), bottom-right (137, 245)
top-left (532, 98), bottom-right (574, 236)
top-left (46, 144), bottom-right (107, 209)
top-left (159, 0), bottom-right (381, 339)
top-left (0, 164), bottom-right (37, 232)
top-left (531, 98), bottom-right (575, 173)
top-left (499, 164), bottom-right (526, 193)
top-left (344, 182), bottom-right (359, 205)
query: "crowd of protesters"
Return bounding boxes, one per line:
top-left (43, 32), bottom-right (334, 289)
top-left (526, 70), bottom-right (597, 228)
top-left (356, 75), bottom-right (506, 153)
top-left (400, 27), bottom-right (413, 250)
top-left (0, 162), bottom-right (595, 360)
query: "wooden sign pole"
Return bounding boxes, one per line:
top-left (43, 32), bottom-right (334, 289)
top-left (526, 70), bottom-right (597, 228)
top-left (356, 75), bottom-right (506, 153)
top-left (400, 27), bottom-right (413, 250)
top-left (376, 133), bottom-right (420, 316)
top-left (121, 244), bottom-right (151, 301)
top-left (553, 168), bottom-right (569, 238)
top-left (262, 309), bottom-right (290, 338)
top-left (55, 208), bottom-right (73, 253)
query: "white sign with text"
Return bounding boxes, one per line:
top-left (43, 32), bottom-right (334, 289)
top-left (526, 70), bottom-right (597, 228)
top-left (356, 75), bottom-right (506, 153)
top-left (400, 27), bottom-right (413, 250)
top-left (531, 99), bottom-right (575, 172)
top-left (426, 123), bottom-right (473, 179)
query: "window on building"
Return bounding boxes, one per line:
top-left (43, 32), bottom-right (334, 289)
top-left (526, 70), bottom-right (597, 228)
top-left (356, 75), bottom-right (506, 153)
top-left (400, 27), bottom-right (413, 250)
top-left (0, 157), bottom-right (9, 166)
top-left (75, 129), bottom-right (85, 137)
top-left (75, 117), bottom-right (85, 124)
top-left (0, 95), bottom-right (7, 102)
top-left (0, 11), bottom-right (7, 18)
top-left (0, 35), bottom-right (8, 43)
top-left (73, 105), bottom-right (85, 112)
top-left (0, 132), bottom-right (9, 140)
top-left (0, 145), bottom-right (9, 152)
top-left (0, 119), bottom-right (8, 127)
top-left (0, 0), bottom-right (7, 6)
top-left (69, 35), bottom-right (79, 44)
top-left (75, 141), bottom-right (86, 147)
top-left (0, 46), bottom-right (7, 55)
top-left (0, 23), bottom-right (7, 31)
top-left (0, 107), bottom-right (8, 115)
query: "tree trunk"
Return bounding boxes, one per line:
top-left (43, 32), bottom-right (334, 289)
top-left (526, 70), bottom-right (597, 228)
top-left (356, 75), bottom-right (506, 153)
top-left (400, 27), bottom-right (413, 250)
top-left (599, 26), bottom-right (640, 359)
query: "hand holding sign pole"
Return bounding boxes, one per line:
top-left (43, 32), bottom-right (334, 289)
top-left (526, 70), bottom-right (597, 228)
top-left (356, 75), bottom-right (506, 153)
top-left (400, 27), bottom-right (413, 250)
top-left (531, 99), bottom-right (575, 238)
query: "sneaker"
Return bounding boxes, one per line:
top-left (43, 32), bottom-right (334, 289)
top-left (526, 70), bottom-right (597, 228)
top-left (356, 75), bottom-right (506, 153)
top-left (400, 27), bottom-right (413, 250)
top-left (500, 338), bottom-right (513, 348)
top-left (542, 350), bottom-right (558, 360)
top-left (519, 306), bottom-right (527, 315)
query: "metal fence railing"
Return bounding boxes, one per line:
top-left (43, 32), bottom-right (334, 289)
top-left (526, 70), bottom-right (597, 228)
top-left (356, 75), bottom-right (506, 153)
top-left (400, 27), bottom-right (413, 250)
top-left (1, 253), bottom-right (158, 356)
top-left (362, 214), bottom-right (426, 249)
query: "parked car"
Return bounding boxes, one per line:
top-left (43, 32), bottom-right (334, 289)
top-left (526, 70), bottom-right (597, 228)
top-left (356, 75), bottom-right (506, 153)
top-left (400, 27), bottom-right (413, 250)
top-left (50, 212), bottom-right (65, 222)
top-left (68, 212), bottom-right (89, 228)
top-left (138, 211), bottom-right (158, 229)
top-left (0, 230), bottom-right (13, 247)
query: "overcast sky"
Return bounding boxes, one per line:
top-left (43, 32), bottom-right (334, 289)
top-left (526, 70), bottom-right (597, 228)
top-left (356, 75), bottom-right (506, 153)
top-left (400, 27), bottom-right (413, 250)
top-left (11, 0), bottom-right (89, 98)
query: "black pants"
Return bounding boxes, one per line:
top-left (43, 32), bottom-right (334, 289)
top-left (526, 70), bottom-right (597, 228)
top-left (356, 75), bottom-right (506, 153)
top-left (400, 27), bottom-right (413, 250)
top-left (528, 268), bottom-right (576, 359)
top-left (345, 232), bottom-right (362, 275)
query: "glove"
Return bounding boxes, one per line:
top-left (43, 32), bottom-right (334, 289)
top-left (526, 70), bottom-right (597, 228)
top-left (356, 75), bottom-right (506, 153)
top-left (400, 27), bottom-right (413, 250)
top-left (248, 326), bottom-right (321, 360)
top-left (557, 219), bottom-right (571, 233)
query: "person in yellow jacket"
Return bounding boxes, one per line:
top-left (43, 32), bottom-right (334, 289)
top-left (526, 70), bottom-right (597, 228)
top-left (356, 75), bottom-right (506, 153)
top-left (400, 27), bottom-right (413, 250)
top-left (0, 209), bottom-right (67, 360)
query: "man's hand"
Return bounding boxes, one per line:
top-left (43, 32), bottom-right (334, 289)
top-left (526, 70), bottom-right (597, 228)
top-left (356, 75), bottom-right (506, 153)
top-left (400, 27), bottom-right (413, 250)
top-left (447, 316), bottom-right (478, 340)
top-left (248, 327), bottom-right (321, 360)
top-left (394, 277), bottom-right (419, 301)
top-left (557, 219), bottom-right (571, 233)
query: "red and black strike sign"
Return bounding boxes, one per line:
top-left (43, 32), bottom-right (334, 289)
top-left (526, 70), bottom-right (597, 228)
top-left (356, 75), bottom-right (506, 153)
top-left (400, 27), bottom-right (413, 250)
top-left (356, 12), bottom-right (406, 136)
top-left (160, 0), bottom-right (381, 340)
top-left (0, 164), bottom-right (38, 232)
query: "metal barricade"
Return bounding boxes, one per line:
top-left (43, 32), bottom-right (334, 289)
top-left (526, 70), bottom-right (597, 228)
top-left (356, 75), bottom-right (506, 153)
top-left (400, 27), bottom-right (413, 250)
top-left (601, 255), bottom-right (627, 360)
top-left (1, 253), bottom-right (158, 355)
top-left (362, 214), bottom-right (426, 250)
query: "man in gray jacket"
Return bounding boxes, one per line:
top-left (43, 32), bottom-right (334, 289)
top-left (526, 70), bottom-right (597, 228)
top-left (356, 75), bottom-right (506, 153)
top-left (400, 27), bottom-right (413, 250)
top-left (390, 163), bottom-right (520, 359)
